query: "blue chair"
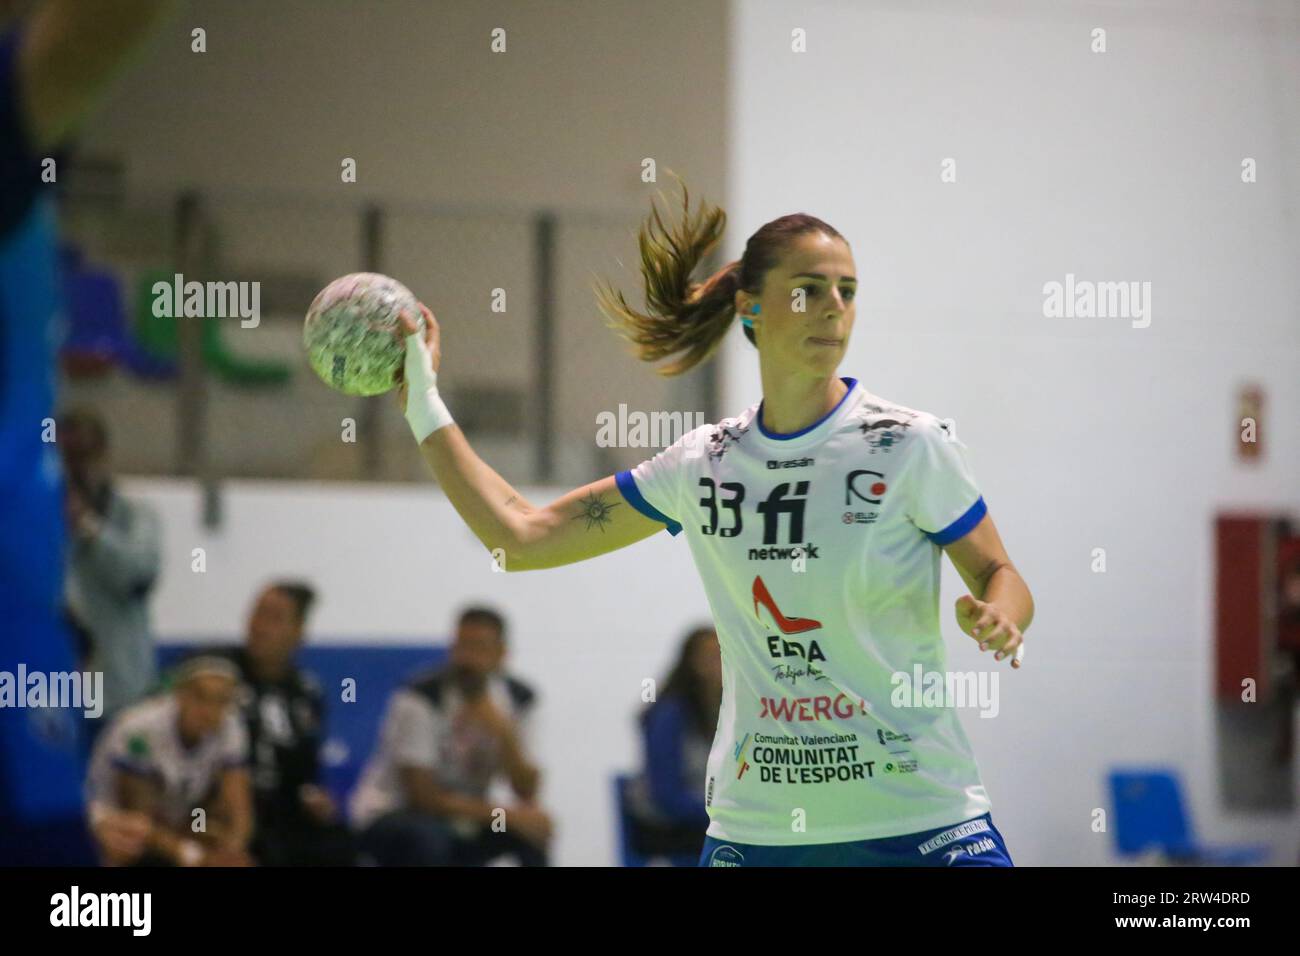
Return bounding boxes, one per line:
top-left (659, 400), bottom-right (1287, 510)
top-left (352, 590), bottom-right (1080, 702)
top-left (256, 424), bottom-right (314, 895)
top-left (612, 774), bottom-right (647, 867)
top-left (612, 773), bottom-right (700, 867)
top-left (1107, 769), bottom-right (1271, 865)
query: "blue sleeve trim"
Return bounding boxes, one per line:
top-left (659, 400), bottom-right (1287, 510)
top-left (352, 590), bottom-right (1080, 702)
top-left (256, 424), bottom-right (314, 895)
top-left (926, 495), bottom-right (987, 545)
top-left (615, 469), bottom-right (682, 536)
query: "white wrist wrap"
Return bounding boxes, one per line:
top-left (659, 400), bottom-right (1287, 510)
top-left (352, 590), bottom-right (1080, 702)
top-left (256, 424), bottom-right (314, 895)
top-left (403, 331), bottom-right (454, 443)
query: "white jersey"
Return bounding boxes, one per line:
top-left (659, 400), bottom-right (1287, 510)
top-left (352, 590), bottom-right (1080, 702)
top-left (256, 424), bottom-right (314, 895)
top-left (616, 376), bottom-right (992, 845)
top-left (85, 693), bottom-right (248, 830)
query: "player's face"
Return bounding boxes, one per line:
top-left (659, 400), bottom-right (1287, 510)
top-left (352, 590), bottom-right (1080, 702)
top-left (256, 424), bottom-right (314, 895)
top-left (450, 621), bottom-right (505, 691)
top-left (176, 675), bottom-right (237, 740)
top-left (246, 587), bottom-right (303, 665)
top-left (748, 232), bottom-right (857, 379)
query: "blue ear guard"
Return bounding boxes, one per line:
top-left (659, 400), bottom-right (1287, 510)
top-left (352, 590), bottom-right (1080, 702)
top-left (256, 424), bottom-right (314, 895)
top-left (740, 304), bottom-right (760, 328)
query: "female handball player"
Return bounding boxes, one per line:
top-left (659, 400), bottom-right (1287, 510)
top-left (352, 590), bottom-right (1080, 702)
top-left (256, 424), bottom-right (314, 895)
top-left (392, 183), bottom-right (1034, 867)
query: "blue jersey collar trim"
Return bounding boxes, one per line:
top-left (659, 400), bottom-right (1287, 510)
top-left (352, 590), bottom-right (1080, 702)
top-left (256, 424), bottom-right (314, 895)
top-left (756, 377), bottom-right (858, 441)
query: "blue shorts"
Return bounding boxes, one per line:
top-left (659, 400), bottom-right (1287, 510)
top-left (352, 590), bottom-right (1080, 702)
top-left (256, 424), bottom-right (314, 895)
top-left (700, 813), bottom-right (1013, 867)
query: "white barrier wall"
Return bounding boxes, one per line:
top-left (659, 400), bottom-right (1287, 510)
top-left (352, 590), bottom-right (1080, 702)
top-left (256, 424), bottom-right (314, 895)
top-left (722, 0), bottom-right (1300, 863)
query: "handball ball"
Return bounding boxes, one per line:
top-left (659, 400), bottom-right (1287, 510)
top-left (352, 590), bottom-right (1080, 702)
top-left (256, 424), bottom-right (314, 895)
top-left (303, 272), bottom-right (424, 396)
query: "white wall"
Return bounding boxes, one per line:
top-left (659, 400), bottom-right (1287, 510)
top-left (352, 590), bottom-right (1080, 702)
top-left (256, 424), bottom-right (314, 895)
top-left (125, 476), bottom-right (711, 867)
top-left (723, 0), bottom-right (1300, 863)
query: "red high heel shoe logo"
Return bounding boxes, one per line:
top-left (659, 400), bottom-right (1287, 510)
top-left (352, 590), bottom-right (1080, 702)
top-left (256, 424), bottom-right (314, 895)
top-left (752, 575), bottom-right (822, 634)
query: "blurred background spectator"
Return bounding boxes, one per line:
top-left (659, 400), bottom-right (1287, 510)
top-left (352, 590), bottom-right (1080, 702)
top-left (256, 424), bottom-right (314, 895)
top-left (350, 607), bottom-right (551, 866)
top-left (60, 407), bottom-right (161, 737)
top-left (221, 580), bottom-right (356, 866)
top-left (624, 625), bottom-right (721, 862)
top-left (85, 655), bottom-right (253, 866)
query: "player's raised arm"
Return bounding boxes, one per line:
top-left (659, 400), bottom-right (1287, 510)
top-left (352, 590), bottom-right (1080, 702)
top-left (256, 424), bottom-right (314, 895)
top-left (394, 306), bottom-right (667, 572)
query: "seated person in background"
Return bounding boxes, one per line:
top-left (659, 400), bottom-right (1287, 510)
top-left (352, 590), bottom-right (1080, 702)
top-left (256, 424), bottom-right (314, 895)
top-left (85, 655), bottom-right (253, 866)
top-left (625, 625), bottom-right (722, 860)
top-left (350, 606), bottom-right (551, 866)
top-left (222, 580), bottom-right (355, 866)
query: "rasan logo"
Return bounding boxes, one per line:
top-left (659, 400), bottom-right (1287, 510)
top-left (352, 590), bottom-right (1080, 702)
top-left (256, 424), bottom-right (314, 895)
top-left (50, 886), bottom-right (151, 936)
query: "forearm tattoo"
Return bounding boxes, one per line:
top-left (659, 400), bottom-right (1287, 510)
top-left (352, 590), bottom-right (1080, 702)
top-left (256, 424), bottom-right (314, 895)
top-left (573, 490), bottom-right (621, 532)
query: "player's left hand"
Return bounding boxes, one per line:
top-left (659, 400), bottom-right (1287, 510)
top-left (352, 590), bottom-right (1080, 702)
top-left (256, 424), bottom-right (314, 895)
top-left (955, 594), bottom-right (1023, 668)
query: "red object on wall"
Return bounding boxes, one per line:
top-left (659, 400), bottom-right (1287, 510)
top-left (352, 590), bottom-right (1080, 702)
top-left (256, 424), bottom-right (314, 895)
top-left (1277, 534), bottom-right (1300, 652)
top-left (1215, 516), bottom-right (1268, 701)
